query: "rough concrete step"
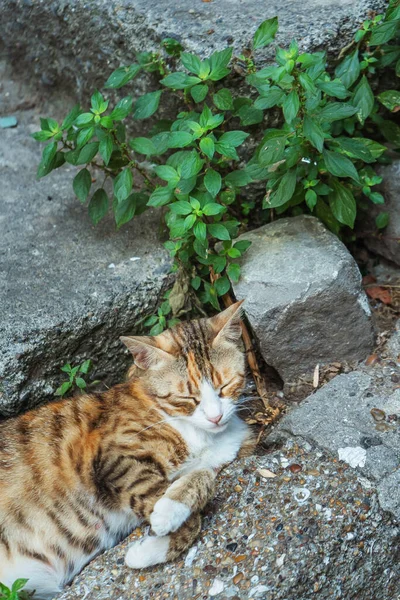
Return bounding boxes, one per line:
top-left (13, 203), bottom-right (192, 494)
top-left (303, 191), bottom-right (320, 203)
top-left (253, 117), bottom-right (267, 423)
top-left (0, 61), bottom-right (170, 416)
top-left (56, 437), bottom-right (399, 600)
top-left (0, 0), bottom-right (387, 98)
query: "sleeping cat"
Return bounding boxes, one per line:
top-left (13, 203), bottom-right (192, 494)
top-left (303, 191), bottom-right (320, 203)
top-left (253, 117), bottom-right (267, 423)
top-left (0, 302), bottom-right (254, 599)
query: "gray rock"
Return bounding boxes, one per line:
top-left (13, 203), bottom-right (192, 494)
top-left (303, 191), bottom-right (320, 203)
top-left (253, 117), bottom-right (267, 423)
top-left (0, 0), bottom-right (387, 99)
top-left (232, 216), bottom-right (374, 381)
top-left (386, 318), bottom-right (400, 359)
top-left (56, 438), bottom-right (400, 600)
top-left (0, 66), bottom-right (170, 416)
top-left (275, 370), bottom-right (400, 519)
top-left (364, 161), bottom-right (400, 266)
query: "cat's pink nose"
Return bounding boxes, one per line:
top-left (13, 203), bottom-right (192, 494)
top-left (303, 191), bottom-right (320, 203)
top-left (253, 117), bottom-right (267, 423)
top-left (208, 414), bottom-right (223, 425)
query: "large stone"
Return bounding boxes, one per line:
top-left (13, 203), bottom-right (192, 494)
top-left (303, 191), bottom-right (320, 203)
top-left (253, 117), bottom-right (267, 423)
top-left (0, 0), bottom-right (387, 99)
top-left (274, 368), bottom-right (400, 520)
top-left (57, 437), bottom-right (399, 600)
top-left (232, 216), bottom-right (374, 381)
top-left (0, 61), bottom-right (170, 417)
top-left (363, 161), bottom-right (400, 267)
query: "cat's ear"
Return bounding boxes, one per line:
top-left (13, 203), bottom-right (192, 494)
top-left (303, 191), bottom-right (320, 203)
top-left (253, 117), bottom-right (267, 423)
top-left (120, 335), bottom-right (175, 370)
top-left (208, 300), bottom-right (244, 346)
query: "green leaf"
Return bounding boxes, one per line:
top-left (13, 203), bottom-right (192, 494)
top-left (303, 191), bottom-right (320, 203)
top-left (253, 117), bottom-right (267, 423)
top-left (77, 126), bottom-right (94, 147)
top-left (99, 136), bottom-right (113, 165)
top-left (181, 53), bottom-right (203, 75)
top-left (332, 137), bottom-right (376, 163)
top-left (238, 105), bottom-right (264, 126)
top-left (55, 381), bottom-right (72, 397)
top-left (191, 276), bottom-right (201, 290)
top-left (369, 192), bottom-right (385, 205)
top-left (32, 129), bottom-right (55, 141)
top-left (194, 220), bottom-right (207, 241)
top-left (88, 189), bottom-right (108, 225)
top-left (215, 276), bottom-right (231, 296)
top-left (377, 89), bottom-right (400, 112)
top-left (328, 180), bottom-right (356, 228)
top-left (227, 262), bottom-right (241, 282)
top-left (215, 143), bottom-right (239, 160)
top-left (114, 168), bottom-right (133, 202)
top-left (305, 188), bottom-right (317, 210)
top-left (322, 149), bottom-right (360, 183)
top-left (133, 90), bottom-right (162, 119)
top-left (282, 90), bottom-right (300, 123)
top-left (162, 37), bottom-right (184, 56)
top-left (115, 192), bottom-right (146, 228)
top-left (184, 213), bottom-right (197, 231)
top-left (100, 116), bottom-right (114, 129)
top-left (209, 48), bottom-right (233, 81)
top-left (375, 212), bottom-right (389, 229)
top-left (351, 76), bottom-right (374, 125)
top-left (317, 103), bottom-right (358, 122)
top-left (154, 165), bottom-right (180, 185)
top-left (37, 141), bottom-right (57, 179)
top-left (168, 131), bottom-right (193, 148)
top-left (147, 186), bottom-right (173, 207)
top-left (317, 79), bottom-right (349, 99)
top-left (130, 137), bottom-right (157, 155)
top-left (110, 96), bottom-right (133, 121)
top-left (161, 73), bottom-right (201, 89)
top-left (234, 240), bottom-right (252, 253)
top-left (204, 169), bottom-right (222, 197)
top-left (91, 90), bottom-right (108, 114)
top-left (370, 20), bottom-right (399, 46)
top-left (200, 136), bottom-right (215, 159)
top-left (335, 50), bottom-right (360, 89)
top-left (79, 359), bottom-right (92, 374)
top-left (73, 168), bottom-right (92, 202)
top-left (254, 88), bottom-right (285, 109)
top-left (258, 133), bottom-right (286, 166)
top-left (299, 73), bottom-right (317, 94)
top-left (169, 200), bottom-right (193, 215)
top-left (264, 169), bottom-right (297, 208)
top-left (75, 112), bottom-right (94, 127)
top-left (74, 377), bottom-right (86, 390)
top-left (180, 150), bottom-right (204, 179)
top-left (253, 16), bottom-right (279, 49)
top-left (104, 64), bottom-right (141, 89)
top-left (76, 142), bottom-right (99, 165)
top-left (218, 130), bottom-right (249, 147)
top-left (61, 104), bottom-right (81, 130)
top-left (213, 88), bottom-right (234, 110)
top-left (191, 84), bottom-right (209, 103)
top-left (208, 223), bottom-right (230, 240)
top-left (303, 114), bottom-right (324, 152)
top-left (225, 170), bottom-right (252, 187)
top-left (202, 202), bottom-right (225, 216)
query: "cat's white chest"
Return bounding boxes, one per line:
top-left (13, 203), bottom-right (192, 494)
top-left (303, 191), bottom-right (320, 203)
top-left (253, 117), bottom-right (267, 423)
top-left (169, 415), bottom-right (249, 478)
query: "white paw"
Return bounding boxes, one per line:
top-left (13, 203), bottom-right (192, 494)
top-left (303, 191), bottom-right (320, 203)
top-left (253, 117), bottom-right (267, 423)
top-left (150, 498), bottom-right (191, 536)
top-left (125, 535), bottom-right (169, 569)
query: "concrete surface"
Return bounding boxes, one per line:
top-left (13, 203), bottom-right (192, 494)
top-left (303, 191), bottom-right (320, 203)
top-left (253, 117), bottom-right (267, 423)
top-left (0, 0), bottom-right (388, 99)
top-left (0, 60), bottom-right (170, 416)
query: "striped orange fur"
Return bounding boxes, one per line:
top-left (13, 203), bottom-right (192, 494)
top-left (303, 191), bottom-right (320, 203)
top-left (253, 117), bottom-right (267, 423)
top-left (0, 302), bottom-right (254, 599)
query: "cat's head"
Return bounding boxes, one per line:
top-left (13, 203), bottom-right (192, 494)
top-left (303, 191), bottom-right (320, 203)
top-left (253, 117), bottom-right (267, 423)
top-left (121, 302), bottom-right (245, 433)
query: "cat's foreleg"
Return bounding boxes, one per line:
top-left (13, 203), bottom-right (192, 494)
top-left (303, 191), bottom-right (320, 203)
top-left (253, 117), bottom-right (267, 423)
top-left (149, 468), bottom-right (215, 536)
top-left (125, 513), bottom-right (201, 569)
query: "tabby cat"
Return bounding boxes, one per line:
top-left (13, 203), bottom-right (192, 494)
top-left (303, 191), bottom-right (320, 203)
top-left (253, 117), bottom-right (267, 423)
top-left (0, 302), bottom-right (253, 599)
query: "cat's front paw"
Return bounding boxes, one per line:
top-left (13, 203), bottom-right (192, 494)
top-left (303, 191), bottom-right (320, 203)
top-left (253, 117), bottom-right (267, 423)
top-left (125, 535), bottom-right (169, 569)
top-left (150, 498), bottom-right (191, 536)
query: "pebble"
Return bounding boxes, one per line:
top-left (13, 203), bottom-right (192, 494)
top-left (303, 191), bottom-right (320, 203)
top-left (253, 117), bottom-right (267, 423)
top-left (365, 354), bottom-right (379, 366)
top-left (232, 572), bottom-right (243, 585)
top-left (370, 408), bottom-right (386, 421)
top-left (208, 578), bottom-right (224, 596)
top-left (258, 468), bottom-right (276, 478)
top-left (234, 485), bottom-right (243, 492)
top-left (226, 542), bottom-right (238, 552)
top-left (234, 555), bottom-right (246, 563)
top-left (288, 463), bottom-right (302, 473)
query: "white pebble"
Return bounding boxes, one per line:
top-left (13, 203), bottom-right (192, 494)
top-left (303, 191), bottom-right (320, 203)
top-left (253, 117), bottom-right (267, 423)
top-left (184, 545), bottom-right (198, 567)
top-left (209, 578), bottom-right (224, 596)
top-left (338, 446), bottom-right (367, 468)
top-left (108, 263), bottom-right (116, 269)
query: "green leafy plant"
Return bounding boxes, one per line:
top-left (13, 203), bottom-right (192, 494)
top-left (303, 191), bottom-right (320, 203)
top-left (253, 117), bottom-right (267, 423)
top-left (55, 359), bottom-right (94, 397)
top-left (0, 580), bottom-right (30, 600)
top-left (33, 1), bottom-right (400, 325)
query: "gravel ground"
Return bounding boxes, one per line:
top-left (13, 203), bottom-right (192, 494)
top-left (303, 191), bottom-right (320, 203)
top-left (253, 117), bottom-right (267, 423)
top-left (57, 437), bottom-right (399, 600)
